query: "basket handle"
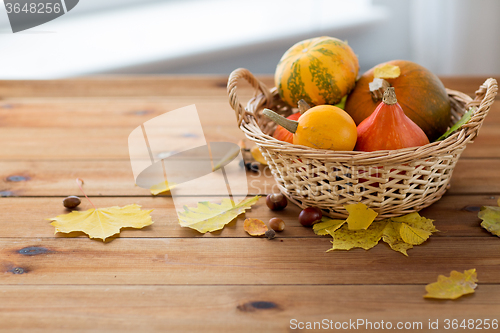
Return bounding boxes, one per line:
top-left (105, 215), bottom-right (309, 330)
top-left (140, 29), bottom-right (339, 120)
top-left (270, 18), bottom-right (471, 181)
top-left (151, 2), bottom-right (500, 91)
top-left (227, 68), bottom-right (272, 126)
top-left (463, 78), bottom-right (498, 137)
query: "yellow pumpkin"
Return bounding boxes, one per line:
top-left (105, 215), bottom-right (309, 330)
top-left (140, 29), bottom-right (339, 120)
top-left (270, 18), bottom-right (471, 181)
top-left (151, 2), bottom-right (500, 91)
top-left (275, 36), bottom-right (359, 107)
top-left (263, 105), bottom-right (357, 151)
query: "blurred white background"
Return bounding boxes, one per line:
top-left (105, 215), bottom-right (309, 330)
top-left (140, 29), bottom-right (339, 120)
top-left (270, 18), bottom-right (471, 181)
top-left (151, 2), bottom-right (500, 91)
top-left (0, 0), bottom-right (498, 79)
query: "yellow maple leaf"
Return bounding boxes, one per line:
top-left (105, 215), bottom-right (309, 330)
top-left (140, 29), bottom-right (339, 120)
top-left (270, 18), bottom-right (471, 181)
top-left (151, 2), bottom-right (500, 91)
top-left (424, 269), bottom-right (478, 300)
top-left (150, 180), bottom-right (176, 196)
top-left (313, 217), bottom-right (346, 236)
top-left (48, 204), bottom-right (153, 241)
top-left (344, 203), bottom-right (378, 230)
top-left (324, 212), bottom-right (438, 255)
top-left (178, 196), bottom-right (259, 233)
top-left (327, 221), bottom-right (386, 251)
top-left (478, 204), bottom-right (500, 237)
top-left (244, 218), bottom-right (268, 236)
top-left (374, 64), bottom-right (401, 79)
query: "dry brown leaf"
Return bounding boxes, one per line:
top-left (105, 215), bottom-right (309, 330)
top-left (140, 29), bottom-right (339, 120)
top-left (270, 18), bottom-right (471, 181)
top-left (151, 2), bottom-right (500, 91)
top-left (244, 218), bottom-right (268, 236)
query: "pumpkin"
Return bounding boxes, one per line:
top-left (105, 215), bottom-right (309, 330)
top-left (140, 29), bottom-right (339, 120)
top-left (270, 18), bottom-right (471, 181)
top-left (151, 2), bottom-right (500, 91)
top-left (275, 36), bottom-right (359, 107)
top-left (272, 112), bottom-right (301, 143)
top-left (264, 105), bottom-right (357, 151)
top-left (355, 87), bottom-right (429, 152)
top-left (344, 60), bottom-right (451, 142)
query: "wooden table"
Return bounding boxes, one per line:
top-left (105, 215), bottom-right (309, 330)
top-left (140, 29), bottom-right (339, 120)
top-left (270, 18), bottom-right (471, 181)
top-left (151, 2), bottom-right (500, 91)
top-left (0, 76), bottom-right (499, 332)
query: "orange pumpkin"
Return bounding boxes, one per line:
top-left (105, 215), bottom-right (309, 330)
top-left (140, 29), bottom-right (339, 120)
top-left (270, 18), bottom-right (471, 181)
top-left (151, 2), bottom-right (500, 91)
top-left (355, 87), bottom-right (429, 152)
top-left (344, 60), bottom-right (451, 142)
top-left (272, 112), bottom-right (301, 143)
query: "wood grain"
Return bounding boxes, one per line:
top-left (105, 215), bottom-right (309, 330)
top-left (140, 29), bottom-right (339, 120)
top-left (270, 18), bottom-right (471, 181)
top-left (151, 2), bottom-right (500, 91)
top-left (0, 99), bottom-right (242, 128)
top-left (1, 97), bottom-right (498, 128)
top-left (0, 116), bottom-right (497, 160)
top-left (1, 237), bottom-right (499, 285)
top-left (0, 76), bottom-right (498, 332)
top-left (1, 285), bottom-right (499, 332)
top-left (1, 159), bottom-right (499, 197)
top-left (0, 195), bottom-right (496, 239)
top-left (0, 76), bottom-right (497, 98)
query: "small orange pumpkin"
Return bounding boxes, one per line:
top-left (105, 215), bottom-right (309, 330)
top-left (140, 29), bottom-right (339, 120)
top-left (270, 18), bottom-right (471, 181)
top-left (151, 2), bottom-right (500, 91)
top-left (355, 87), bottom-right (429, 152)
top-left (272, 112), bottom-right (301, 143)
top-left (345, 60), bottom-right (451, 142)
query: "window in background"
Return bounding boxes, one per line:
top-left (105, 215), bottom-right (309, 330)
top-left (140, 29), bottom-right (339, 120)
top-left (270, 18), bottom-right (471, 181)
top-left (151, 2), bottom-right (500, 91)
top-left (0, 0), bottom-right (497, 78)
top-left (0, 0), bottom-right (387, 78)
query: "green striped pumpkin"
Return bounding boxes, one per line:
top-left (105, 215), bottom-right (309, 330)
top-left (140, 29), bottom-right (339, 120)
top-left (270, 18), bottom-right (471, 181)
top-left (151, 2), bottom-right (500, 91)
top-left (275, 36), bottom-right (359, 107)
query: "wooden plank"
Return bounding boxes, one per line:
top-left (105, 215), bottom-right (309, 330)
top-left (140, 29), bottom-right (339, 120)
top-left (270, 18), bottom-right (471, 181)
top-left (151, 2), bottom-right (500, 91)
top-left (0, 195), bottom-right (495, 239)
top-left (0, 76), bottom-right (497, 98)
top-left (1, 96), bottom-right (499, 128)
top-left (0, 76), bottom-right (274, 98)
top-left (0, 85), bottom-right (497, 162)
top-left (1, 285), bottom-right (499, 332)
top-left (0, 237), bottom-right (499, 285)
top-left (440, 76), bottom-right (500, 96)
top-left (0, 99), bottom-right (243, 128)
top-left (0, 125), bottom-right (497, 160)
top-left (448, 158), bottom-right (500, 194)
top-left (0, 76), bottom-right (232, 98)
top-left (0, 127), bottom-right (247, 160)
top-left (0, 159), bottom-right (499, 197)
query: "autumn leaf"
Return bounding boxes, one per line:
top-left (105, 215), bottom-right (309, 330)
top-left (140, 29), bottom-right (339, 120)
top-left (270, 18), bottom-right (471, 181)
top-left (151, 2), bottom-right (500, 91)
top-left (313, 217), bottom-right (345, 236)
top-left (178, 196), bottom-right (259, 233)
top-left (150, 180), bottom-right (176, 196)
top-left (244, 218), bottom-right (268, 236)
top-left (399, 223), bottom-right (432, 245)
top-left (391, 212), bottom-right (438, 233)
top-left (382, 222), bottom-right (413, 256)
top-left (327, 221), bottom-right (386, 251)
top-left (250, 146), bottom-right (267, 165)
top-left (374, 64), bottom-right (401, 79)
top-left (48, 204), bottom-right (153, 241)
top-left (436, 107), bottom-right (475, 141)
top-left (322, 211), bottom-right (437, 255)
top-left (383, 212), bottom-right (437, 255)
top-left (478, 204), bottom-right (500, 237)
top-left (344, 203), bottom-right (378, 230)
top-left (424, 269), bottom-right (478, 300)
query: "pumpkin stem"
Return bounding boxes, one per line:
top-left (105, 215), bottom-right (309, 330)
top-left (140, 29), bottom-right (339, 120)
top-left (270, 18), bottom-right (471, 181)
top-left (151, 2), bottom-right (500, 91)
top-left (297, 99), bottom-right (311, 115)
top-left (263, 108), bottom-right (298, 134)
top-left (369, 78), bottom-right (390, 102)
top-left (383, 87), bottom-right (397, 105)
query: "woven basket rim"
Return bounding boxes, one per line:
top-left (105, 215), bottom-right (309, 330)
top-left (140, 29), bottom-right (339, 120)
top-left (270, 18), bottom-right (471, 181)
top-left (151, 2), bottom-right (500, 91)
top-left (228, 68), bottom-right (498, 165)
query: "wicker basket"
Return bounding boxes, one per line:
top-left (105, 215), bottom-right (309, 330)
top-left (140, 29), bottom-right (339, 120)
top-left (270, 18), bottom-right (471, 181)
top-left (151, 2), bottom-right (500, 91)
top-left (227, 68), bottom-right (498, 219)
